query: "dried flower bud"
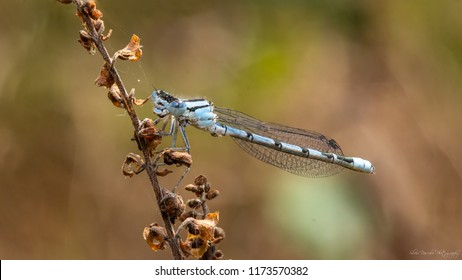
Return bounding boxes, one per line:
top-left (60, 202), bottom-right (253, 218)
top-left (204, 182), bottom-right (211, 193)
top-left (205, 189), bottom-right (220, 200)
top-left (184, 184), bottom-right (199, 193)
top-left (194, 175), bottom-right (207, 186)
top-left (187, 198), bottom-right (202, 209)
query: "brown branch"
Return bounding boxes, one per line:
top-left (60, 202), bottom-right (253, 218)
top-left (69, 0), bottom-right (183, 259)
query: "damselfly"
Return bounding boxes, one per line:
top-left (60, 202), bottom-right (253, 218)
top-left (151, 90), bottom-right (374, 177)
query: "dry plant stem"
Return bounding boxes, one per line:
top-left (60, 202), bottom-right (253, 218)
top-left (201, 197), bottom-right (210, 218)
top-left (72, 0), bottom-right (183, 259)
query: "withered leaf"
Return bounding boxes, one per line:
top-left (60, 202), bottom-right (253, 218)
top-left (114, 34), bottom-right (142, 62)
top-left (180, 240), bottom-right (192, 258)
top-left (82, 0), bottom-right (103, 21)
top-left (78, 30), bottom-right (96, 55)
top-left (91, 18), bottom-right (111, 41)
top-left (101, 28), bottom-right (112, 41)
top-left (95, 63), bottom-right (114, 88)
top-left (138, 119), bottom-right (160, 140)
top-left (133, 95), bottom-right (151, 106)
top-left (202, 212), bottom-right (219, 228)
top-left (156, 168), bottom-right (173, 177)
top-left (122, 153), bottom-right (145, 177)
top-left (107, 85), bottom-right (125, 108)
top-left (138, 118), bottom-right (162, 153)
top-left (183, 212), bottom-right (220, 258)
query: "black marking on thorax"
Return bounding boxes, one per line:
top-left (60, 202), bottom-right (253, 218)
top-left (187, 98), bottom-right (207, 102)
top-left (187, 104), bottom-right (210, 112)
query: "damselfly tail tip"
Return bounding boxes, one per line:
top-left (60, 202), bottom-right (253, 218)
top-left (351, 157), bottom-right (375, 174)
top-left (366, 161), bottom-right (375, 174)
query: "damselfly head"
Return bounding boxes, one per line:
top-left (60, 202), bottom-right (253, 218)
top-left (151, 90), bottom-right (178, 117)
top-left (167, 99), bottom-right (187, 117)
top-left (155, 90), bottom-right (176, 102)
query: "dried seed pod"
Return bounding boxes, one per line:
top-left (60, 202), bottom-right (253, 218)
top-left (121, 153), bottom-right (145, 177)
top-left (213, 227), bottom-right (225, 243)
top-left (213, 250), bottom-right (224, 260)
top-left (143, 223), bottom-right (167, 251)
top-left (138, 118), bottom-right (162, 153)
top-left (160, 189), bottom-right (185, 222)
top-left (162, 149), bottom-right (192, 167)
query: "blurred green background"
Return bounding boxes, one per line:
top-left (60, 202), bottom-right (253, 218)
top-left (1, 0), bottom-right (462, 259)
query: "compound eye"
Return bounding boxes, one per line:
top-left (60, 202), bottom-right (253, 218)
top-left (171, 100), bottom-right (184, 108)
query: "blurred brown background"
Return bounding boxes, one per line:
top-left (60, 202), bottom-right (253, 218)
top-left (1, 0), bottom-right (461, 259)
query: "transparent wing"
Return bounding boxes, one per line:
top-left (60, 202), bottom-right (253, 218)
top-left (214, 107), bottom-right (344, 177)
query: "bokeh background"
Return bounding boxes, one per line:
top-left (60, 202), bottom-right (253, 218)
top-left (1, 0), bottom-right (462, 259)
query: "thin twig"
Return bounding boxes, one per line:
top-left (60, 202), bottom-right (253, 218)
top-left (71, 0), bottom-right (183, 259)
